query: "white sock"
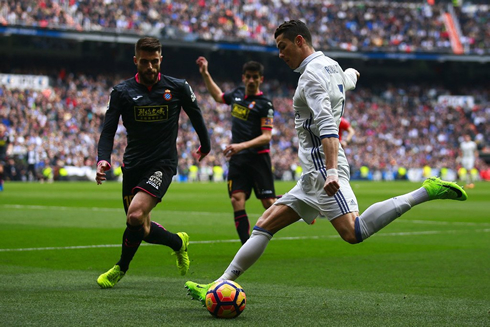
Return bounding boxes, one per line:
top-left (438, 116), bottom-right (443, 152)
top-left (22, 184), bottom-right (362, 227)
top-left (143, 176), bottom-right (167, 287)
top-left (356, 195), bottom-right (413, 241)
top-left (218, 228), bottom-right (273, 281)
top-left (405, 187), bottom-right (430, 206)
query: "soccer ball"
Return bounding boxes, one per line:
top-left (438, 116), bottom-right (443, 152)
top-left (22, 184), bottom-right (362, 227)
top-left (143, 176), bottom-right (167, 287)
top-left (205, 280), bottom-right (246, 319)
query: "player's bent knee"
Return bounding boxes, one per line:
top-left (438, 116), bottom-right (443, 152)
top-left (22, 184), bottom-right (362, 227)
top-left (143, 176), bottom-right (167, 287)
top-left (127, 211), bottom-right (144, 226)
top-left (339, 231), bottom-right (361, 244)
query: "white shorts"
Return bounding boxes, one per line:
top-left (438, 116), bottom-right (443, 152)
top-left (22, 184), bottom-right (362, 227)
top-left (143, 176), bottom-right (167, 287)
top-left (275, 170), bottom-right (359, 224)
top-left (461, 157), bottom-right (475, 171)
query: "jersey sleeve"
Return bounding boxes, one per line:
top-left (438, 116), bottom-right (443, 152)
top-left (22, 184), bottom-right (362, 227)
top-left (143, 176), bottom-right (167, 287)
top-left (301, 70), bottom-right (338, 138)
top-left (97, 88), bottom-right (122, 166)
top-left (222, 90), bottom-right (233, 105)
top-left (181, 81), bottom-right (211, 153)
top-left (261, 100), bottom-right (274, 130)
top-left (339, 117), bottom-right (350, 130)
top-left (343, 68), bottom-right (358, 91)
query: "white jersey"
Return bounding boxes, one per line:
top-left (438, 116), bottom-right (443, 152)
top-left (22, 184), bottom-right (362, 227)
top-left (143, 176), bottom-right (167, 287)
top-left (292, 51), bottom-right (358, 177)
top-left (460, 139), bottom-right (477, 170)
top-left (460, 140), bottom-right (477, 159)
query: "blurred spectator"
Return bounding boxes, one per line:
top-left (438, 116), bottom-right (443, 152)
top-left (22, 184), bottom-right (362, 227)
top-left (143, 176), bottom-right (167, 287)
top-left (1, 1), bottom-right (490, 54)
top-left (0, 68), bottom-right (488, 182)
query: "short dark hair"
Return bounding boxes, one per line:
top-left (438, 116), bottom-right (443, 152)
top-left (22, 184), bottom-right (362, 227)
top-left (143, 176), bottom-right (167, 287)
top-left (274, 20), bottom-right (312, 46)
top-left (242, 61), bottom-right (264, 76)
top-left (135, 37), bottom-right (162, 55)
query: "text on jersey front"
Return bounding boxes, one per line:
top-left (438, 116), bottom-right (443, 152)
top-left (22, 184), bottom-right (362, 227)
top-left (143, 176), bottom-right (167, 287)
top-left (134, 105), bottom-right (169, 122)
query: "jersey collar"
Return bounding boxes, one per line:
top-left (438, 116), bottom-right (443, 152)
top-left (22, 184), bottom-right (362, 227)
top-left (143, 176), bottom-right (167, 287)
top-left (244, 91), bottom-right (263, 99)
top-left (135, 72), bottom-right (161, 91)
top-left (294, 51), bottom-right (324, 74)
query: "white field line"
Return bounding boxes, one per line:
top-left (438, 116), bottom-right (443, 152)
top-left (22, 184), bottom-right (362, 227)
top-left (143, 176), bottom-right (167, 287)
top-left (2, 204), bottom-right (489, 226)
top-left (1, 229), bottom-right (489, 252)
top-left (1, 204), bottom-right (488, 252)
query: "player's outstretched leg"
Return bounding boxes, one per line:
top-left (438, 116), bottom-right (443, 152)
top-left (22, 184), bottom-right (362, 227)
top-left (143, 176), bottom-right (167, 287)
top-left (97, 265), bottom-right (125, 289)
top-left (185, 281), bottom-right (212, 306)
top-left (172, 232), bottom-right (190, 276)
top-left (422, 177), bottom-right (468, 201)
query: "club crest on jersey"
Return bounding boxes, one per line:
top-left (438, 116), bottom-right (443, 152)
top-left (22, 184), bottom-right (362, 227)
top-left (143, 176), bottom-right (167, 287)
top-left (163, 89), bottom-right (172, 101)
top-left (248, 101), bottom-right (256, 109)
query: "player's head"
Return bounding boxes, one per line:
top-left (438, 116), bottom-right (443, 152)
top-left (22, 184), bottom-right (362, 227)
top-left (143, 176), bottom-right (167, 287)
top-left (242, 61), bottom-right (264, 95)
top-left (134, 37), bottom-right (163, 86)
top-left (274, 20), bottom-right (314, 70)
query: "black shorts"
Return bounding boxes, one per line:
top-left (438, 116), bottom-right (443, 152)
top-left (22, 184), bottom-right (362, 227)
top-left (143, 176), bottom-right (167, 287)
top-left (121, 164), bottom-right (174, 213)
top-left (227, 153), bottom-right (276, 200)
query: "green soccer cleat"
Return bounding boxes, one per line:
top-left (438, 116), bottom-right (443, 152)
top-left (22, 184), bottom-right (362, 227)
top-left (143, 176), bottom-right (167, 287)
top-left (172, 232), bottom-right (190, 276)
top-left (185, 281), bottom-right (212, 306)
top-left (97, 265), bottom-right (125, 289)
top-left (422, 177), bottom-right (468, 201)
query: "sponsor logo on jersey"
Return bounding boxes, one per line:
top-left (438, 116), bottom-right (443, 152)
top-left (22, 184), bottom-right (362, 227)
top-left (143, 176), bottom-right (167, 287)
top-left (147, 171), bottom-right (163, 189)
top-left (234, 97), bottom-right (242, 101)
top-left (231, 103), bottom-right (250, 120)
top-left (248, 101), bottom-right (256, 109)
top-left (134, 105), bottom-right (169, 122)
top-left (132, 95), bottom-right (143, 101)
top-left (163, 90), bottom-right (172, 101)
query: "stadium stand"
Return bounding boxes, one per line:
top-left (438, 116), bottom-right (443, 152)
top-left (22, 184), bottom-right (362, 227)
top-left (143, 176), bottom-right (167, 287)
top-left (1, 1), bottom-right (489, 54)
top-left (0, 0), bottom-right (489, 183)
top-left (1, 71), bottom-right (488, 182)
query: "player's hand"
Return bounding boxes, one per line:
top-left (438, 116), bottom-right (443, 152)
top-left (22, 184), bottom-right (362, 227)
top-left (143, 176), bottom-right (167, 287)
top-left (196, 56), bottom-right (209, 75)
top-left (223, 144), bottom-right (244, 158)
top-left (195, 146), bottom-right (209, 162)
top-left (323, 175), bottom-right (340, 196)
top-left (346, 68), bottom-right (360, 80)
top-left (95, 161), bottom-right (110, 185)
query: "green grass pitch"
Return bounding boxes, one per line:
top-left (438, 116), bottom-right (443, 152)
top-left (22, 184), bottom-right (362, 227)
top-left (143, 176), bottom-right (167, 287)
top-left (0, 180), bottom-right (489, 326)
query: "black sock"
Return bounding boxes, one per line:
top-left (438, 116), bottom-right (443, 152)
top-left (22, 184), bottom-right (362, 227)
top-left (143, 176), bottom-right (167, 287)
top-left (116, 222), bottom-right (144, 272)
top-left (143, 221), bottom-right (182, 251)
top-left (234, 210), bottom-right (250, 244)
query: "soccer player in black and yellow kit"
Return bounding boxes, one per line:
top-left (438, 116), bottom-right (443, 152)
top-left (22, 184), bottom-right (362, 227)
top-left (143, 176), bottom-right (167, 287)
top-left (95, 37), bottom-right (211, 288)
top-left (196, 56), bottom-right (276, 244)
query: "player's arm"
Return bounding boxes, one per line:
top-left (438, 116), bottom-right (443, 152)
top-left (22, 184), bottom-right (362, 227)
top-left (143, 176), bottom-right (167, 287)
top-left (343, 125), bottom-right (355, 146)
top-left (321, 136), bottom-right (340, 196)
top-left (181, 81), bottom-right (211, 161)
top-left (196, 56), bottom-right (225, 103)
top-left (224, 128), bottom-right (271, 158)
top-left (96, 89), bottom-right (120, 184)
top-left (343, 68), bottom-right (360, 91)
top-left (302, 70), bottom-right (340, 196)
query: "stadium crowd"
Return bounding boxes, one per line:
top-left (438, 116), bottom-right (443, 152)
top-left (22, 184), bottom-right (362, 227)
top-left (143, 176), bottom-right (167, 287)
top-left (1, 70), bottom-right (489, 183)
top-left (1, 0), bottom-right (489, 54)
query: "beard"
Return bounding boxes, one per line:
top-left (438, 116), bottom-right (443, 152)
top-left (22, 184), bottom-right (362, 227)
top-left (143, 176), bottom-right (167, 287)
top-left (138, 69), bottom-right (159, 86)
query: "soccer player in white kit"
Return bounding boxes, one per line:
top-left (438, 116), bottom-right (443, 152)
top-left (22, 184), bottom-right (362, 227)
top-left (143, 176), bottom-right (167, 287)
top-left (185, 20), bottom-right (468, 303)
top-left (460, 134), bottom-right (478, 188)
